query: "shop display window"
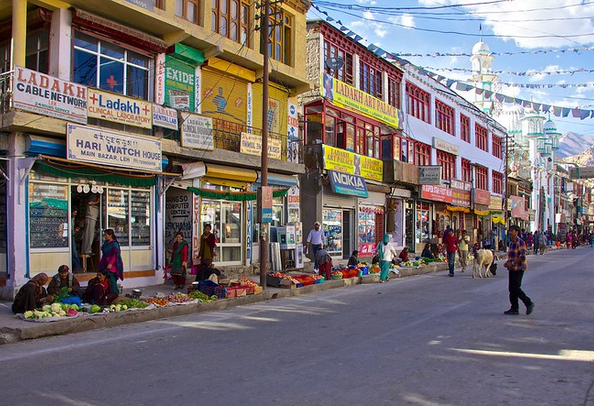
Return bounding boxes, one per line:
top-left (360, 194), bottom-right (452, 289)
top-left (107, 189), bottom-right (130, 246)
top-left (322, 208), bottom-right (343, 255)
top-left (358, 209), bottom-right (376, 256)
top-left (131, 191), bottom-right (151, 246)
top-left (415, 202), bottom-right (430, 245)
top-left (29, 183), bottom-right (69, 249)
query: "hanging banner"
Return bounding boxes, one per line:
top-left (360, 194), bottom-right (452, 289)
top-left (66, 124), bottom-right (162, 172)
top-left (321, 73), bottom-right (399, 128)
top-left (13, 66), bottom-right (88, 124)
top-left (180, 112), bottom-right (214, 150)
top-left (323, 145), bottom-right (383, 182)
top-left (88, 89), bottom-right (152, 129)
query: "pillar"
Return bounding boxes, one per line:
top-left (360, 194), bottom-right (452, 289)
top-left (49, 8), bottom-right (72, 80)
top-left (11, 0), bottom-right (27, 69)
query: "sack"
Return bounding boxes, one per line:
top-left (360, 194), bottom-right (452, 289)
top-left (208, 273), bottom-right (219, 283)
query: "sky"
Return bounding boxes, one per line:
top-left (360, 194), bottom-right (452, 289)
top-left (307, 0), bottom-right (594, 139)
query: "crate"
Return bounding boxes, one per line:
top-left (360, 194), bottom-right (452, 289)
top-left (314, 277), bottom-right (325, 284)
top-left (253, 286), bottom-right (263, 295)
top-left (266, 274), bottom-right (283, 288)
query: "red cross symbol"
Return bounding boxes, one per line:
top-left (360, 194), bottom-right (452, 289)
top-left (106, 75), bottom-right (118, 90)
top-left (89, 92), bottom-right (99, 104)
top-left (142, 104), bottom-right (150, 115)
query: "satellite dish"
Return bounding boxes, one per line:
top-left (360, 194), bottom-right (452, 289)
top-left (325, 56), bottom-right (344, 71)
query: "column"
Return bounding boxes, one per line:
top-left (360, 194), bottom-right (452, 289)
top-left (49, 8), bottom-right (72, 79)
top-left (11, 0), bottom-right (27, 69)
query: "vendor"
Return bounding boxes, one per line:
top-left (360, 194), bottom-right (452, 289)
top-left (421, 244), bottom-right (434, 259)
top-left (48, 265), bottom-right (82, 298)
top-left (347, 250), bottom-right (359, 267)
top-left (12, 273), bottom-right (53, 314)
top-left (398, 247), bottom-right (410, 263)
top-left (202, 262), bottom-right (222, 282)
top-left (83, 270), bottom-right (118, 306)
top-left (315, 248), bottom-right (333, 280)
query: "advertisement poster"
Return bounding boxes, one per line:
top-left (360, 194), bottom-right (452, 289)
top-left (165, 189), bottom-right (193, 253)
top-left (165, 56), bottom-right (195, 111)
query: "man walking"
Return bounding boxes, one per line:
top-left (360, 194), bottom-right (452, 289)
top-left (503, 225), bottom-right (535, 316)
top-left (306, 221), bottom-right (327, 271)
top-left (443, 226), bottom-right (459, 277)
top-left (458, 230), bottom-right (470, 273)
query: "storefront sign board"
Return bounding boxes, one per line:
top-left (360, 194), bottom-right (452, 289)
top-left (321, 73), bottom-right (399, 128)
top-left (474, 189), bottom-right (491, 205)
top-left (323, 145), bottom-right (383, 182)
top-left (488, 195), bottom-right (503, 211)
top-left (87, 89), bottom-right (152, 129)
top-left (358, 242), bottom-right (375, 256)
top-left (67, 124), bottom-right (162, 172)
top-left (164, 56), bottom-right (196, 111)
top-left (180, 112), bottom-right (214, 150)
top-left (165, 189), bottom-right (193, 252)
top-left (258, 186), bottom-right (273, 223)
top-left (450, 179), bottom-right (472, 191)
top-left (287, 102), bottom-right (300, 163)
top-left (433, 137), bottom-right (460, 155)
top-left (153, 104), bottom-right (179, 130)
top-left (419, 166), bottom-right (442, 185)
top-left (510, 195), bottom-right (529, 220)
top-left (329, 170), bottom-right (369, 198)
top-left (240, 132), bottom-right (282, 160)
top-left (13, 66), bottom-right (88, 124)
top-left (420, 184), bottom-right (453, 203)
top-left (451, 188), bottom-right (471, 207)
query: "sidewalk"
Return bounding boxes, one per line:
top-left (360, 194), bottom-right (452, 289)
top-left (0, 250), bottom-right (513, 345)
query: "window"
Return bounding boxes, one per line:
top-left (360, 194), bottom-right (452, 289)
top-left (26, 30), bottom-right (49, 73)
top-left (460, 114), bottom-right (470, 143)
top-left (387, 75), bottom-right (401, 109)
top-left (461, 158), bottom-right (471, 183)
top-left (323, 42), bottom-right (354, 85)
top-left (201, 193), bottom-right (243, 264)
top-left (0, 41), bottom-right (10, 74)
top-left (414, 142), bottom-right (431, 166)
top-left (212, 0), bottom-right (250, 45)
top-left (324, 106), bottom-right (380, 158)
top-left (29, 183), bottom-right (69, 249)
top-left (435, 100), bottom-right (454, 135)
top-left (175, 0), bottom-right (199, 23)
top-left (405, 82), bottom-right (430, 123)
top-left (436, 150), bottom-right (456, 181)
top-left (475, 123), bottom-right (488, 152)
top-left (266, 6), bottom-right (293, 65)
top-left (72, 32), bottom-right (151, 100)
top-left (492, 135), bottom-right (502, 159)
top-left (360, 60), bottom-right (382, 99)
top-left (475, 166), bottom-right (488, 190)
top-left (492, 171), bottom-right (503, 194)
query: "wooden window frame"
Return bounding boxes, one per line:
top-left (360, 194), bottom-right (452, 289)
top-left (461, 158), bottom-right (471, 183)
top-left (460, 114), bottom-right (470, 143)
top-left (360, 59), bottom-right (383, 99)
top-left (212, 0), bottom-right (250, 46)
top-left (492, 134), bottom-right (502, 159)
top-left (406, 82), bottom-right (430, 123)
top-left (475, 165), bottom-right (488, 191)
top-left (492, 170), bottom-right (503, 194)
top-left (323, 41), bottom-right (354, 85)
top-left (175, 0), bottom-right (199, 24)
top-left (435, 99), bottom-right (455, 136)
top-left (387, 75), bottom-right (401, 109)
top-left (267, 6), bottom-right (293, 65)
top-left (436, 150), bottom-right (456, 181)
top-left (475, 123), bottom-right (488, 152)
top-left (414, 141), bottom-right (431, 166)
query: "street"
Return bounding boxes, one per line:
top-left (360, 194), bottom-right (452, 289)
top-left (1, 248), bottom-right (594, 406)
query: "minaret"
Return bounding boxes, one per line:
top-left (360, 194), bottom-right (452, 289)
top-left (469, 41), bottom-right (498, 114)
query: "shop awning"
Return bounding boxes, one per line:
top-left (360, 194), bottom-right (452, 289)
top-left (187, 186), bottom-right (288, 201)
top-left (254, 171), bottom-right (298, 187)
top-left (205, 163), bottom-right (258, 182)
top-left (446, 205), bottom-right (471, 213)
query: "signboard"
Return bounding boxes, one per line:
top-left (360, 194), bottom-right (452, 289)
top-left (420, 184), bottom-right (453, 203)
top-left (450, 179), bottom-right (472, 191)
top-left (258, 186), bottom-right (273, 223)
top-left (569, 166), bottom-right (594, 179)
top-left (13, 66), bottom-right (87, 124)
top-left (165, 189), bottom-right (193, 253)
top-left (510, 195), bottom-right (528, 220)
top-left (87, 89), bottom-right (152, 129)
top-left (419, 166), bottom-right (442, 185)
top-left (489, 195), bottom-right (503, 211)
top-left (323, 145), bottom-right (383, 182)
top-left (240, 132), bottom-right (282, 160)
top-left (67, 124), bottom-right (162, 172)
top-left (358, 242), bottom-right (375, 257)
top-left (329, 170), bottom-right (369, 198)
top-left (180, 112), bottom-right (214, 150)
top-left (153, 104), bottom-right (179, 130)
top-left (124, 0), bottom-right (153, 10)
top-left (451, 188), bottom-right (471, 207)
top-left (433, 137), bottom-right (460, 155)
top-left (474, 189), bottom-right (491, 206)
top-left (164, 56), bottom-right (196, 111)
top-left (287, 102), bottom-right (300, 163)
top-left (321, 73), bottom-right (399, 128)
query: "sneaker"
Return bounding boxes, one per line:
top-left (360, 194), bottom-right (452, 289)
top-left (526, 302), bottom-right (535, 315)
top-left (504, 309), bottom-right (519, 315)
top-left (448, 273), bottom-right (454, 277)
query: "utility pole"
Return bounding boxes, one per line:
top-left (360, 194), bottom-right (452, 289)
top-left (259, 0), bottom-right (270, 289)
top-left (503, 132), bottom-right (509, 228)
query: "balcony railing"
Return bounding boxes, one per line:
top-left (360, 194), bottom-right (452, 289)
top-left (0, 71), bottom-right (11, 114)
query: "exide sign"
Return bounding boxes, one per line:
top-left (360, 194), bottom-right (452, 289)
top-left (329, 170), bottom-right (369, 198)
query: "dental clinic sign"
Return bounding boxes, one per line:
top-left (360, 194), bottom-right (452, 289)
top-left (328, 170), bottom-right (369, 198)
top-left (67, 124), bottom-right (162, 172)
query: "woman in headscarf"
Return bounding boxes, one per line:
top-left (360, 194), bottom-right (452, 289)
top-left (47, 265), bottom-right (82, 298)
top-left (84, 270), bottom-right (118, 305)
top-left (197, 223), bottom-right (217, 267)
top-left (170, 232), bottom-right (189, 290)
top-left (375, 234), bottom-right (398, 283)
top-left (99, 229), bottom-right (124, 293)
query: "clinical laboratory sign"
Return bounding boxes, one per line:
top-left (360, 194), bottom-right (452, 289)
top-left (67, 124), bottom-right (162, 172)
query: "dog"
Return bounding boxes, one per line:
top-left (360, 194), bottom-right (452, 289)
top-left (473, 249), bottom-right (494, 278)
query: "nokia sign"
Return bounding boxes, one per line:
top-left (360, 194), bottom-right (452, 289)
top-left (329, 170), bottom-right (369, 197)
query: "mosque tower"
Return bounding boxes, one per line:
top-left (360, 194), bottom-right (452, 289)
top-left (469, 40), bottom-right (499, 114)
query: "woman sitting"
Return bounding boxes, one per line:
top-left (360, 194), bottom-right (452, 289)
top-left (398, 247), bottom-right (410, 263)
top-left (421, 243), bottom-right (434, 259)
top-left (47, 265), bottom-right (82, 298)
top-left (84, 270), bottom-right (118, 306)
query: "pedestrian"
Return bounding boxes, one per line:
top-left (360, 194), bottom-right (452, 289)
top-left (533, 230), bottom-right (540, 255)
top-left (443, 226), bottom-right (459, 277)
top-left (99, 229), bottom-right (124, 294)
top-left (197, 223), bottom-right (217, 268)
top-left (170, 232), bottom-right (189, 290)
top-left (538, 231), bottom-right (547, 255)
top-left (458, 229), bottom-right (470, 273)
top-left (347, 250), bottom-right (359, 267)
top-left (316, 247), bottom-right (333, 280)
top-left (375, 234), bottom-right (398, 283)
top-left (503, 225), bottom-right (534, 316)
top-left (81, 194), bottom-right (100, 254)
top-left (306, 221), bottom-right (327, 271)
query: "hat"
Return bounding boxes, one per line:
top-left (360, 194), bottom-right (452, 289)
top-left (314, 221), bottom-right (320, 226)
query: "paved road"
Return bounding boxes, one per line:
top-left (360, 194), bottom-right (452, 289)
top-left (1, 248), bottom-right (593, 406)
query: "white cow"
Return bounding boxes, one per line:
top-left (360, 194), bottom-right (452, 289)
top-left (473, 249), bottom-right (494, 278)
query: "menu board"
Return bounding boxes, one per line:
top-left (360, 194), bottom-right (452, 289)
top-left (29, 183), bottom-right (69, 248)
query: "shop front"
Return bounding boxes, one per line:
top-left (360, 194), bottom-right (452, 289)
top-left (387, 187), bottom-right (411, 249)
top-left (489, 195), bottom-right (505, 250)
top-left (418, 184), bottom-right (453, 252)
top-left (473, 189), bottom-right (491, 246)
top-left (448, 179), bottom-right (472, 232)
top-left (358, 190), bottom-right (386, 259)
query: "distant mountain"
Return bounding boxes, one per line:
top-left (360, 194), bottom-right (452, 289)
top-left (562, 144), bottom-right (594, 167)
top-left (555, 132), bottom-right (594, 158)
